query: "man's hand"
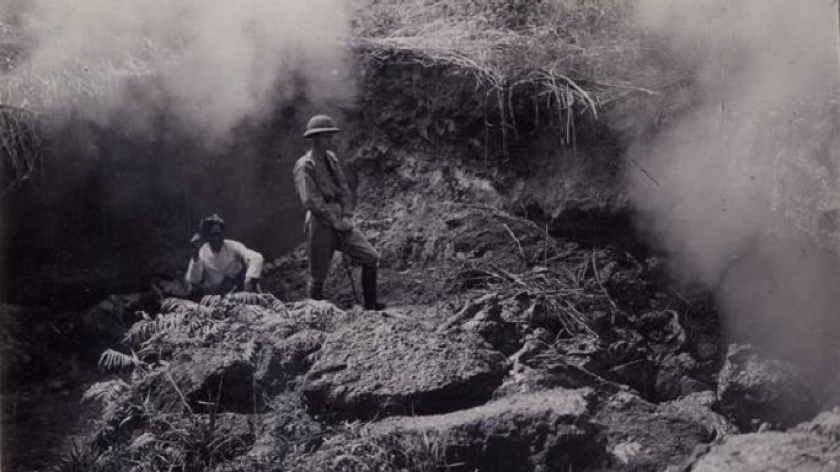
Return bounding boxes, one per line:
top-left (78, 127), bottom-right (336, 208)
top-left (244, 278), bottom-right (262, 293)
top-left (334, 218), bottom-right (354, 232)
top-left (190, 233), bottom-right (204, 260)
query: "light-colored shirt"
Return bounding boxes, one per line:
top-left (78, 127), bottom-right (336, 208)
top-left (185, 239), bottom-right (264, 291)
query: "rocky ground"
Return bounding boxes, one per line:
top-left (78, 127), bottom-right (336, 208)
top-left (3, 145), bottom-right (834, 472)
top-left (4, 1), bottom-right (840, 471)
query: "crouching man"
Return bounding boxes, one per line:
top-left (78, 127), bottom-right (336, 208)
top-left (293, 114), bottom-right (385, 310)
top-left (185, 214), bottom-right (264, 296)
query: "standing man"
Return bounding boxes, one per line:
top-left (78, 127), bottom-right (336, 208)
top-left (185, 214), bottom-right (264, 296)
top-left (293, 114), bottom-right (385, 310)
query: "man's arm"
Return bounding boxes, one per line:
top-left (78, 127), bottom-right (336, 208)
top-left (185, 258), bottom-right (204, 285)
top-left (294, 160), bottom-right (343, 227)
top-left (227, 240), bottom-right (264, 283)
top-left (329, 152), bottom-right (355, 218)
top-left (185, 234), bottom-right (205, 286)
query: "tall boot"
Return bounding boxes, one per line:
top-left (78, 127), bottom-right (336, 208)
top-left (309, 280), bottom-right (324, 301)
top-left (362, 265), bottom-right (385, 310)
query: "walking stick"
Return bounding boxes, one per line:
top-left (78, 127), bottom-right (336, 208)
top-left (337, 232), bottom-right (361, 305)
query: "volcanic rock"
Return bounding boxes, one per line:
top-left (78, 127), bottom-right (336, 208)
top-left (255, 329), bottom-right (326, 395)
top-left (139, 347), bottom-right (255, 414)
top-left (302, 313), bottom-right (508, 419)
top-left (688, 431), bottom-right (840, 472)
top-left (370, 387), bottom-right (601, 472)
top-left (716, 344), bottom-right (816, 431)
top-left (794, 409), bottom-right (840, 440)
top-left (591, 391), bottom-right (725, 471)
top-left (655, 352), bottom-right (700, 401)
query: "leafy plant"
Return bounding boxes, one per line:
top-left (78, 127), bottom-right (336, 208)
top-left (82, 379), bottom-right (131, 404)
top-left (74, 292), bottom-right (292, 471)
top-left (49, 442), bottom-right (108, 472)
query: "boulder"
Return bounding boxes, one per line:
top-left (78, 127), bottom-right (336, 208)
top-left (794, 409), bottom-right (840, 440)
top-left (632, 310), bottom-right (686, 356)
top-left (139, 347), bottom-right (255, 414)
top-left (716, 344), bottom-right (816, 431)
top-left (370, 388), bottom-right (601, 472)
top-left (688, 431), bottom-right (840, 472)
top-left (552, 334), bottom-right (607, 371)
top-left (523, 331), bottom-right (656, 398)
top-left (590, 391), bottom-right (724, 471)
top-left (302, 313), bottom-right (508, 419)
top-left (507, 327), bottom-right (553, 367)
top-left (695, 340), bottom-right (719, 362)
top-left (255, 329), bottom-right (326, 395)
top-left (438, 293), bottom-right (523, 355)
top-left (655, 352), bottom-right (700, 401)
top-left (461, 301), bottom-right (522, 356)
top-left (660, 392), bottom-right (736, 439)
top-left (494, 362), bottom-right (625, 400)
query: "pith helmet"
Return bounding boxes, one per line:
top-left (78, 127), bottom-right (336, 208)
top-left (303, 114), bottom-right (341, 138)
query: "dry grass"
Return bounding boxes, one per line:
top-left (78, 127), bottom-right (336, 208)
top-left (439, 207), bottom-right (640, 338)
top-left (0, 104), bottom-right (43, 199)
top-left (0, 3), bottom-right (673, 115)
top-left (0, 18), bottom-right (177, 111)
top-left (288, 421), bottom-right (454, 472)
top-left (351, 0), bottom-right (676, 151)
top-left (354, 1), bottom-right (669, 98)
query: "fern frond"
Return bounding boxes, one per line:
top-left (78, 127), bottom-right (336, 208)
top-left (270, 299), bottom-right (288, 314)
top-left (161, 298), bottom-right (201, 314)
top-left (82, 379), bottom-right (130, 404)
top-left (240, 340), bottom-right (256, 363)
top-left (199, 294), bottom-right (224, 308)
top-left (125, 318), bottom-right (159, 345)
top-left (99, 349), bottom-right (140, 371)
top-left (128, 432), bottom-right (155, 452)
top-left (201, 292), bottom-right (287, 313)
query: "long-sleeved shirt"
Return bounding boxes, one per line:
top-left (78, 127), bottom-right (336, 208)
top-left (293, 150), bottom-right (353, 227)
top-left (185, 239), bottom-right (264, 291)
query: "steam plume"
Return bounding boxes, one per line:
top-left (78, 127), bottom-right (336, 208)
top-left (630, 0), bottom-right (840, 391)
top-left (6, 0), bottom-right (352, 139)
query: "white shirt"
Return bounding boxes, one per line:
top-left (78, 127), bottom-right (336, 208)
top-left (185, 239), bottom-right (264, 290)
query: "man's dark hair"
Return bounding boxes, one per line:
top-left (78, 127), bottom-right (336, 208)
top-left (199, 214), bottom-right (226, 237)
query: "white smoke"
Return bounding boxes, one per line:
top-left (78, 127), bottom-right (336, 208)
top-left (630, 0), bottom-right (840, 389)
top-left (6, 0), bottom-right (352, 139)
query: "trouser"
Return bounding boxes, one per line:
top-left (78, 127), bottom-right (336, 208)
top-left (306, 214), bottom-right (379, 300)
